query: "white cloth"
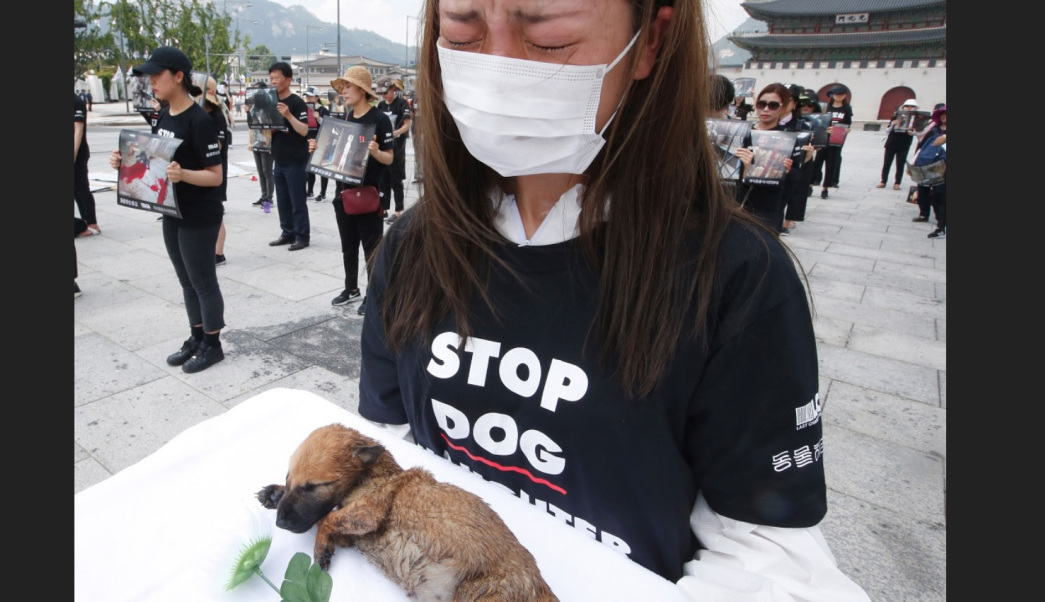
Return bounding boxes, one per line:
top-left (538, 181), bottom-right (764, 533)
top-left (491, 183), bottom-right (584, 246)
top-left (75, 389), bottom-right (689, 602)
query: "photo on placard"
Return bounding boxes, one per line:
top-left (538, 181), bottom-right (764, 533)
top-left (744, 130), bottom-right (799, 185)
top-left (706, 118), bottom-right (752, 181)
top-left (190, 70), bottom-right (209, 107)
top-left (130, 75), bottom-right (156, 113)
top-left (307, 117), bottom-right (376, 186)
top-left (906, 160), bottom-right (946, 187)
top-left (895, 110), bottom-right (932, 133)
top-left (828, 123), bottom-right (850, 147)
top-left (116, 129), bottom-right (183, 218)
top-left (246, 87), bottom-right (285, 130)
top-left (249, 126), bottom-right (272, 153)
top-left (732, 77), bottom-right (757, 98)
top-left (803, 114), bottom-right (833, 148)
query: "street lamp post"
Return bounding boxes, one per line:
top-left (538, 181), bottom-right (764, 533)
top-left (336, 1), bottom-right (341, 78)
top-left (306, 25), bottom-right (324, 89)
top-left (405, 15), bottom-right (418, 73)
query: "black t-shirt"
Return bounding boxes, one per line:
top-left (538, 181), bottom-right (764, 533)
top-left (154, 103), bottom-right (224, 227)
top-left (74, 93), bottom-right (89, 166)
top-left (826, 103), bottom-right (853, 127)
top-left (207, 106), bottom-right (230, 200)
top-left (334, 106), bottom-right (394, 192)
top-left (359, 213), bottom-right (827, 581)
top-left (377, 95), bottom-right (412, 153)
top-left (270, 92), bottom-right (310, 165)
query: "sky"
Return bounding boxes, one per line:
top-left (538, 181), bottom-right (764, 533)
top-left (269, 0), bottom-right (751, 47)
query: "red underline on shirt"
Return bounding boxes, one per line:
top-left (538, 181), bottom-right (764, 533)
top-left (440, 433), bottom-right (567, 495)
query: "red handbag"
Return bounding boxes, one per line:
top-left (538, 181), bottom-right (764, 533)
top-left (340, 186), bottom-right (381, 215)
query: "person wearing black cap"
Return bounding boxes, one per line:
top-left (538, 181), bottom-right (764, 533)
top-left (375, 77), bottom-right (412, 224)
top-left (816, 85), bottom-right (853, 199)
top-left (108, 46), bottom-right (227, 373)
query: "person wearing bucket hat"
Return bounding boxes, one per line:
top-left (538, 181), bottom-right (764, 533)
top-left (375, 76), bottom-right (412, 224)
top-left (266, 61), bottom-right (314, 251)
top-left (327, 65), bottom-right (394, 312)
top-left (198, 76), bottom-right (232, 265)
top-left (109, 45), bottom-right (228, 374)
top-left (302, 86), bottom-right (330, 202)
top-left (356, 3), bottom-right (869, 601)
top-left (877, 98), bottom-right (920, 190)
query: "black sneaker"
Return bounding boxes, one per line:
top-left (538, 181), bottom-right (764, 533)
top-left (332, 288), bottom-right (361, 306)
top-left (216, 254), bottom-right (227, 266)
top-left (252, 198), bottom-right (265, 207)
top-left (74, 281), bottom-right (82, 298)
top-left (820, 189), bottom-right (829, 199)
top-left (357, 296), bottom-right (367, 315)
top-left (182, 341), bottom-right (225, 373)
top-left (927, 228), bottom-right (946, 239)
top-left (779, 227), bottom-right (790, 236)
top-left (166, 338), bottom-right (200, 366)
top-left (314, 194), bottom-right (326, 202)
top-left (306, 191), bottom-right (315, 199)
top-left (912, 215), bottom-right (929, 222)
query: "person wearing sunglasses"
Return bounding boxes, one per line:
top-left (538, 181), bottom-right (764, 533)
top-left (779, 85), bottom-right (817, 235)
top-left (733, 84), bottom-right (796, 233)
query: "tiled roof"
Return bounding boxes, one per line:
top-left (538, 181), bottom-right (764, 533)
top-left (729, 25), bottom-right (945, 48)
top-left (739, 0), bottom-right (945, 16)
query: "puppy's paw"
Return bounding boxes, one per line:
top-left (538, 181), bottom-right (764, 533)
top-left (314, 540), bottom-right (335, 571)
top-left (256, 484), bottom-right (285, 509)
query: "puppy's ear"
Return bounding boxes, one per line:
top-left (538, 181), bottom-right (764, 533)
top-left (354, 444), bottom-right (385, 466)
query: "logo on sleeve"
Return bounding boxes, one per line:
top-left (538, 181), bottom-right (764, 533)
top-left (795, 392), bottom-right (822, 430)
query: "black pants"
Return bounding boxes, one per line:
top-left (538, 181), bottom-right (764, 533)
top-left (917, 181), bottom-right (946, 229)
top-left (379, 149), bottom-right (407, 213)
top-left (162, 218), bottom-right (225, 332)
top-left (881, 138), bottom-right (914, 185)
top-left (332, 186), bottom-right (384, 291)
top-left (307, 172), bottom-right (328, 197)
top-left (75, 157), bottom-right (97, 225)
top-left (819, 146), bottom-right (843, 188)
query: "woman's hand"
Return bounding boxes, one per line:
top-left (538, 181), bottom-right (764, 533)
top-left (109, 149), bottom-right (122, 170)
top-left (735, 147), bottom-right (753, 167)
top-left (167, 161), bottom-right (183, 183)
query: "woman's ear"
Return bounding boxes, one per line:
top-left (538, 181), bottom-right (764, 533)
top-left (633, 6), bottom-right (674, 81)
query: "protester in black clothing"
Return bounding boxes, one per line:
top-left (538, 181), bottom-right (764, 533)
top-left (75, 93), bottom-right (100, 237)
top-left (303, 86), bottom-right (330, 202)
top-left (356, 2), bottom-right (869, 598)
top-left (731, 94), bottom-right (753, 120)
top-left (328, 66), bottom-right (394, 313)
top-left (779, 85), bottom-right (815, 235)
top-left (266, 62), bottom-right (313, 251)
top-left (878, 99), bottom-right (919, 190)
top-left (785, 93), bottom-right (822, 229)
top-left (109, 46), bottom-right (226, 373)
top-left (816, 85), bottom-right (853, 199)
top-left (201, 77), bottom-right (231, 265)
top-left (375, 78), bottom-right (412, 224)
top-left (911, 105), bottom-right (947, 237)
top-left (734, 83), bottom-right (796, 234)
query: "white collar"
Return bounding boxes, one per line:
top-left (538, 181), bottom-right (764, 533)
top-left (491, 184), bottom-right (585, 246)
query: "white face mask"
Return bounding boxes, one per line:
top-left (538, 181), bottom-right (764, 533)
top-left (438, 30), bottom-right (641, 177)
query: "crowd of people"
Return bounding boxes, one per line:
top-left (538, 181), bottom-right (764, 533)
top-left (710, 75), bottom-right (945, 240)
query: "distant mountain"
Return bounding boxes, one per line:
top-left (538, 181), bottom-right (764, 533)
top-left (231, 0), bottom-right (415, 66)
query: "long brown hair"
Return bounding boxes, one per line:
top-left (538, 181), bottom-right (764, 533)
top-left (380, 0), bottom-right (767, 398)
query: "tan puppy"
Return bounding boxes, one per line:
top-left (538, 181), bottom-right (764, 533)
top-left (257, 423), bottom-right (558, 601)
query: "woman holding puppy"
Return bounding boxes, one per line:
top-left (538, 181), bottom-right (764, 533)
top-left (358, 1), bottom-right (868, 600)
